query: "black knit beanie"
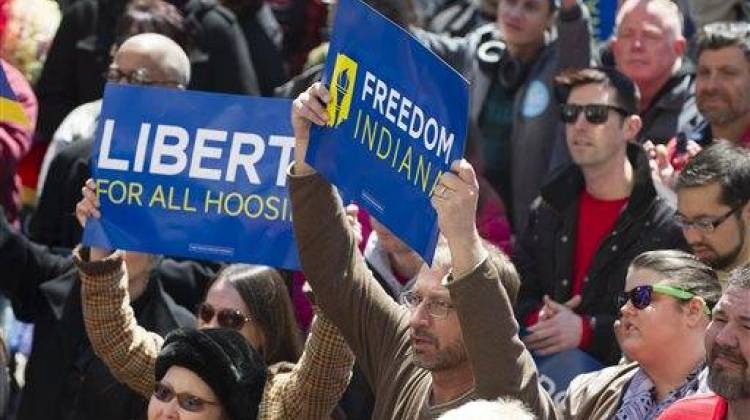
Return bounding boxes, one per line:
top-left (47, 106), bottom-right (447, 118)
top-left (155, 328), bottom-right (267, 420)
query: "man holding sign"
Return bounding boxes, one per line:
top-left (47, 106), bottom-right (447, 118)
top-left (289, 81), bottom-right (555, 419)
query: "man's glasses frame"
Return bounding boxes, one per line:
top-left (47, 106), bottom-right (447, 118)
top-left (560, 103), bottom-right (630, 125)
top-left (676, 204), bottom-right (745, 234)
top-left (105, 66), bottom-right (185, 89)
top-left (400, 290), bottom-right (455, 319)
top-left (617, 284), bottom-right (711, 316)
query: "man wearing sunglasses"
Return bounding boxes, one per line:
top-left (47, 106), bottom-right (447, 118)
top-left (515, 67), bottom-right (687, 366)
top-left (675, 141), bottom-right (750, 287)
top-left (659, 264), bottom-right (750, 420)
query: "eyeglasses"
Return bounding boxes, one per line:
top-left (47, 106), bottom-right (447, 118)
top-left (560, 103), bottom-right (630, 124)
top-left (675, 205), bottom-right (743, 234)
top-left (152, 382), bottom-right (218, 412)
top-left (197, 303), bottom-right (251, 330)
top-left (617, 284), bottom-right (711, 316)
top-left (105, 66), bottom-right (184, 88)
top-left (400, 290), bottom-right (454, 319)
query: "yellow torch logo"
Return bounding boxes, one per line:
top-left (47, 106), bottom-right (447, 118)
top-left (328, 53), bottom-right (358, 127)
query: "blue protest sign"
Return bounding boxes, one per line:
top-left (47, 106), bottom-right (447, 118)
top-left (83, 84), bottom-right (300, 270)
top-left (307, 0), bottom-right (469, 264)
top-left (587, 0), bottom-right (617, 41)
top-left (535, 349), bottom-right (604, 404)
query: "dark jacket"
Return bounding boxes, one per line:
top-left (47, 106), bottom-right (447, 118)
top-left (34, 0), bottom-right (259, 142)
top-left (637, 66), bottom-right (704, 145)
top-left (513, 144), bottom-right (688, 366)
top-left (415, 2), bottom-right (592, 231)
top-left (236, 1), bottom-right (287, 96)
top-left (29, 137), bottom-right (92, 250)
top-left (0, 210), bottom-right (195, 420)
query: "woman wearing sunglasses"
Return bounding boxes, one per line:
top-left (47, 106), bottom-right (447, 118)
top-left (74, 180), bottom-right (354, 419)
top-left (562, 250), bottom-right (722, 419)
top-left (149, 327), bottom-right (266, 420)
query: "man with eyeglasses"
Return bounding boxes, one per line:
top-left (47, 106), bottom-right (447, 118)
top-left (675, 141), bottom-right (750, 288)
top-left (289, 82), bottom-right (557, 419)
top-left (658, 264), bottom-right (750, 420)
top-left (31, 26), bottom-right (191, 252)
top-left (514, 67), bottom-right (687, 366)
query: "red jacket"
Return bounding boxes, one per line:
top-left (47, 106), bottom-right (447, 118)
top-left (658, 393), bottom-right (727, 420)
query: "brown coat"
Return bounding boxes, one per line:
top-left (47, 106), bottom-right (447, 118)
top-left (562, 362), bottom-right (639, 419)
top-left (288, 172), bottom-right (557, 419)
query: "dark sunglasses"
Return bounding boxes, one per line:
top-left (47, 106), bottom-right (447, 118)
top-left (197, 302), bottom-right (251, 330)
top-left (617, 284), bottom-right (710, 315)
top-left (152, 382), bottom-right (218, 412)
top-left (560, 103), bottom-right (630, 124)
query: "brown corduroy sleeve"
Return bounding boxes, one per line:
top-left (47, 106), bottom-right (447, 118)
top-left (446, 257), bottom-right (559, 420)
top-left (287, 170), bottom-right (409, 392)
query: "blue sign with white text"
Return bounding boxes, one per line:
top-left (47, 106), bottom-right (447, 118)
top-left (308, 0), bottom-right (469, 263)
top-left (83, 84), bottom-right (300, 270)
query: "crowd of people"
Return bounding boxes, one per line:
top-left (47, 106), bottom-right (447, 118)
top-left (1, 0), bottom-right (750, 419)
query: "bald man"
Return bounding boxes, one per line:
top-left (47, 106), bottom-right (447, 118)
top-left (610, 0), bottom-right (704, 144)
top-left (31, 33), bottom-right (190, 251)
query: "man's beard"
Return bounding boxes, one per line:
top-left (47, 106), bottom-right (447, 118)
top-left (694, 218), bottom-right (746, 270)
top-left (409, 330), bottom-right (468, 372)
top-left (698, 90), bottom-right (745, 126)
top-left (708, 342), bottom-right (750, 400)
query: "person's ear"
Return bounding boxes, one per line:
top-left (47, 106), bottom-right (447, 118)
top-left (684, 297), bottom-right (709, 328)
top-left (673, 36), bottom-right (687, 58)
top-left (741, 201), bottom-right (750, 225)
top-left (623, 114), bottom-right (642, 140)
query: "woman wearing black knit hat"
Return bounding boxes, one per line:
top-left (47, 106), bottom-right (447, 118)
top-left (148, 328), bottom-right (267, 420)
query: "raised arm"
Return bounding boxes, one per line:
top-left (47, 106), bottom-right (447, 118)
top-left (556, 0), bottom-right (593, 71)
top-left (262, 312), bottom-right (354, 419)
top-left (74, 180), bottom-right (163, 397)
top-left (288, 82), bottom-right (411, 387)
top-left (430, 161), bottom-right (559, 420)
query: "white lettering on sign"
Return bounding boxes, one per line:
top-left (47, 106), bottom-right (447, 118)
top-left (360, 71), bottom-right (455, 165)
top-left (97, 119), bottom-right (294, 187)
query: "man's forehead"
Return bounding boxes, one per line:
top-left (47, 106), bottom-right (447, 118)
top-left (568, 83), bottom-right (615, 103)
top-left (677, 184), bottom-right (724, 214)
top-left (414, 267), bottom-right (451, 295)
top-left (717, 286), bottom-right (750, 315)
top-left (617, 0), bottom-right (677, 34)
top-left (699, 46), bottom-right (749, 68)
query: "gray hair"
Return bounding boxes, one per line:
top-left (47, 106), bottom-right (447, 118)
top-left (727, 263), bottom-right (750, 289)
top-left (437, 398), bottom-right (535, 420)
top-left (616, 0), bottom-right (684, 39)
